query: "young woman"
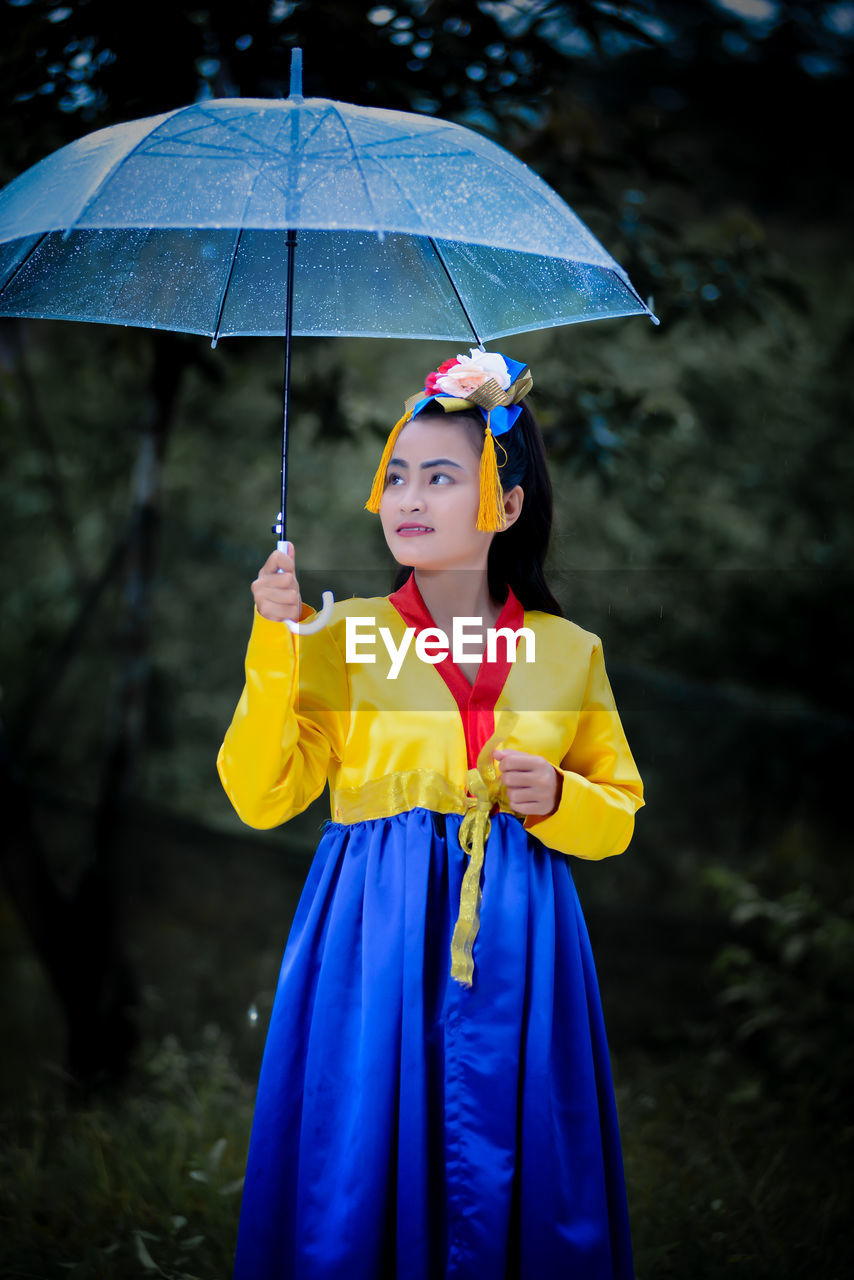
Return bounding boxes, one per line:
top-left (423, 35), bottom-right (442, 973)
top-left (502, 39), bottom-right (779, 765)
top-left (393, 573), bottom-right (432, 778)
top-left (218, 349), bottom-right (644, 1280)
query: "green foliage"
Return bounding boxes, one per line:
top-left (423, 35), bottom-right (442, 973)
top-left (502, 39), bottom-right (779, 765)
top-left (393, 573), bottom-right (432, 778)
top-left (705, 864), bottom-right (854, 1109)
top-left (609, 846), bottom-right (854, 1279)
top-left (2, 986), bottom-right (851, 1279)
top-left (617, 1040), bottom-right (854, 1280)
top-left (2, 6), bottom-right (854, 1273)
top-left (0, 1025), bottom-right (251, 1279)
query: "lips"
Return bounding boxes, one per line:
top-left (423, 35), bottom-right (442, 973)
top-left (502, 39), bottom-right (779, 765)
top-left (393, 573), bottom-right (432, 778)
top-left (396, 523), bottom-right (434, 536)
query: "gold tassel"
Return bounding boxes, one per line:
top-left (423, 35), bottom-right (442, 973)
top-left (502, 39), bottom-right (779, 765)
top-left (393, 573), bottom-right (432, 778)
top-left (476, 416), bottom-right (508, 532)
top-left (364, 408), bottom-right (413, 512)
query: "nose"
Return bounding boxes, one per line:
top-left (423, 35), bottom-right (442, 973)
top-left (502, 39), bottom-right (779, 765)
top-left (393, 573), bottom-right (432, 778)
top-left (399, 480), bottom-right (424, 511)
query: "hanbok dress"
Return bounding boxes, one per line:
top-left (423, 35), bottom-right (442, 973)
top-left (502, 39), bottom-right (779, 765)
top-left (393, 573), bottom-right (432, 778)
top-left (218, 573), bottom-right (644, 1280)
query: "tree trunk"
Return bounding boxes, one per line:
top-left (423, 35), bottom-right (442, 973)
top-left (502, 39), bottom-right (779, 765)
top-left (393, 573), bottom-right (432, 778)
top-left (0, 330), bottom-right (187, 1097)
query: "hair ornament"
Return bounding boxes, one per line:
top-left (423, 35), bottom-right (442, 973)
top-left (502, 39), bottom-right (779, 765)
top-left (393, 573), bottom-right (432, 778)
top-left (365, 349), bottom-right (533, 532)
top-left (404, 348), bottom-right (533, 435)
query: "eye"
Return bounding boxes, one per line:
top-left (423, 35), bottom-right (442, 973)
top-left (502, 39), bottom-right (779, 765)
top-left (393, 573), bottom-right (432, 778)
top-left (385, 471), bottom-right (404, 487)
top-left (429, 471), bottom-right (453, 485)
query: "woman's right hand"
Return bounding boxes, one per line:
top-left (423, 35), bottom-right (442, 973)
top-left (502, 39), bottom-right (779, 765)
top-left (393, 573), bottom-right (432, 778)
top-left (251, 544), bottom-right (303, 623)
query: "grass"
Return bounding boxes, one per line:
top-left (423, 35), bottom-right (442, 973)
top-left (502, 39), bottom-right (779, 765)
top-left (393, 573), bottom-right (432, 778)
top-left (1, 826), bottom-right (852, 1280)
top-left (2, 1027), bottom-right (851, 1279)
top-left (617, 1044), bottom-right (853, 1280)
top-left (0, 1025), bottom-right (252, 1279)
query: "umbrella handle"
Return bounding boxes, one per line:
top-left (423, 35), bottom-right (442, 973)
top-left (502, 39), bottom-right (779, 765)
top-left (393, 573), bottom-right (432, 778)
top-left (275, 538), bottom-right (335, 634)
top-left (285, 589), bottom-right (335, 635)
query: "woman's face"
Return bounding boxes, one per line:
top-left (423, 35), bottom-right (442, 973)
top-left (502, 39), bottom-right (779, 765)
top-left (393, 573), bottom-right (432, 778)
top-left (379, 415), bottom-right (520, 572)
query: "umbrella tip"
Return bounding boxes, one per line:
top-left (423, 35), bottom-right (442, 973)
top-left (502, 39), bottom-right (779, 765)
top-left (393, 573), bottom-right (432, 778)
top-left (646, 295), bottom-right (661, 326)
top-left (289, 47), bottom-right (304, 100)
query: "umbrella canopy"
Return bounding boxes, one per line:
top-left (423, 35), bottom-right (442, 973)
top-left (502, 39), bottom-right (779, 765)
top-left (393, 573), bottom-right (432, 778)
top-left (0, 90), bottom-right (656, 344)
top-left (0, 57), bottom-right (657, 631)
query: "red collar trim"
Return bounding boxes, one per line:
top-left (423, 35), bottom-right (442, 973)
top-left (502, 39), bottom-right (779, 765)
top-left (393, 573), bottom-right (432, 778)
top-left (389, 573), bottom-right (523, 768)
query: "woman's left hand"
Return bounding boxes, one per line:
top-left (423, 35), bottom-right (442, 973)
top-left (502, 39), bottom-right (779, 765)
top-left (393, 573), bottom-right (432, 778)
top-left (493, 750), bottom-right (562, 817)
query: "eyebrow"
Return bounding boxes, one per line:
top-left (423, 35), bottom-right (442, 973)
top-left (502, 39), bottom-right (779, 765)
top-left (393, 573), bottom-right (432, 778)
top-left (388, 456), bottom-right (466, 470)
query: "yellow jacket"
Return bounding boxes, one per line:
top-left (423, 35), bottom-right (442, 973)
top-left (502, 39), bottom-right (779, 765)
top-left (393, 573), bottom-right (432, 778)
top-left (218, 578), bottom-right (644, 862)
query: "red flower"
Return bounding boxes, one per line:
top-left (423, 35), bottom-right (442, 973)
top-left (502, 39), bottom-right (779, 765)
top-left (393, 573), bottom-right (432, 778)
top-left (424, 357), bottom-right (459, 396)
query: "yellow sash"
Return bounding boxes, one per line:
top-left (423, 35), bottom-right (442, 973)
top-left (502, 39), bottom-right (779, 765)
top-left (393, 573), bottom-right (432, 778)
top-left (450, 712), bottom-right (518, 988)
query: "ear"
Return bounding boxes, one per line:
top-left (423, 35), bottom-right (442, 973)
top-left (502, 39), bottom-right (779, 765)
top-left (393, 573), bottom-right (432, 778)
top-left (502, 485), bottom-right (524, 529)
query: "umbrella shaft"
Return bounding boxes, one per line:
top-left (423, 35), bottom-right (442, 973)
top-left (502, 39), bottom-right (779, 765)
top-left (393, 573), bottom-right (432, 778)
top-left (280, 227), bottom-right (297, 539)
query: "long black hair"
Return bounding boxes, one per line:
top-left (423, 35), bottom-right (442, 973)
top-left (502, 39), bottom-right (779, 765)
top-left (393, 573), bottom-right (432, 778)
top-left (392, 399), bottom-right (563, 617)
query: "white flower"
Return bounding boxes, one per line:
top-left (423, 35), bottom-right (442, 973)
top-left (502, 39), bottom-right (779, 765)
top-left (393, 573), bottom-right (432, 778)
top-left (460, 348), bottom-right (511, 389)
top-left (435, 349), bottom-right (511, 398)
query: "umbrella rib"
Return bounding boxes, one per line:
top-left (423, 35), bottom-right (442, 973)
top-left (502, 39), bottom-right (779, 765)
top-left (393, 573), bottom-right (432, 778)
top-left (57, 104), bottom-right (310, 239)
top-left (348, 136), bottom-right (438, 239)
top-left (211, 226), bottom-right (244, 346)
top-left (343, 132), bottom-right (527, 255)
top-left (428, 238), bottom-right (483, 346)
top-left (175, 106), bottom-right (292, 160)
top-left (325, 102), bottom-right (383, 228)
top-left (234, 128), bottom-right (456, 208)
top-left (607, 267), bottom-right (658, 322)
top-left (172, 104), bottom-right (328, 168)
top-left (140, 107), bottom-right (329, 210)
top-left (62, 109), bottom-right (183, 238)
top-left (0, 231), bottom-right (49, 301)
top-left (366, 117), bottom-right (617, 266)
top-left (143, 140), bottom-right (276, 162)
top-left (329, 116), bottom-right (563, 219)
top-left (208, 136), bottom-right (281, 343)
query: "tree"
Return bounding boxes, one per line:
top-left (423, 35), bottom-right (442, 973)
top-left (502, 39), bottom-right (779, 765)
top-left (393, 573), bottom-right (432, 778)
top-left (1, 0), bottom-right (852, 1089)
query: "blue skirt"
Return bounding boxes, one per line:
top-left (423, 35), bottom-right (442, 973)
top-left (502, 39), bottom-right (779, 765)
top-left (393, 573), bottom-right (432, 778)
top-left (233, 809), bottom-right (634, 1280)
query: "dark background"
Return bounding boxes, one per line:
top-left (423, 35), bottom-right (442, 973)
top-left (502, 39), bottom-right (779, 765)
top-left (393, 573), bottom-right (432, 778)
top-left (1, 2), bottom-right (852, 1277)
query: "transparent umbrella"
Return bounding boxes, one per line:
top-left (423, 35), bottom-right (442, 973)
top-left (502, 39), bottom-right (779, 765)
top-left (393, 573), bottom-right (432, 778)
top-left (0, 50), bottom-right (657, 629)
